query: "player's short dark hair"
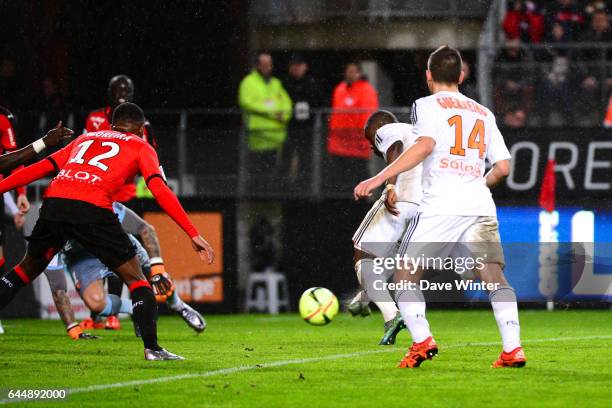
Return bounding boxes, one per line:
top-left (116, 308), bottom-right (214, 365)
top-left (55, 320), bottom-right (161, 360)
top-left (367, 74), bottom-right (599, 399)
top-left (366, 110), bottom-right (397, 130)
top-left (112, 102), bottom-right (145, 125)
top-left (427, 45), bottom-right (463, 84)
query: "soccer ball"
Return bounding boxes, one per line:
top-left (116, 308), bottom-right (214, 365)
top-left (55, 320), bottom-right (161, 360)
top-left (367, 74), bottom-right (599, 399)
top-left (299, 287), bottom-right (339, 325)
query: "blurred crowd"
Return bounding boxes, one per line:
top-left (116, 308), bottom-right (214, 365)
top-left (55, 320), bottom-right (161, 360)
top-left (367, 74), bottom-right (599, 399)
top-left (238, 52), bottom-right (380, 191)
top-left (496, 0), bottom-right (612, 127)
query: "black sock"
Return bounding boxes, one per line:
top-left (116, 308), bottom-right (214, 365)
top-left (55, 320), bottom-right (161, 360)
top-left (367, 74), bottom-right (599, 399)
top-left (130, 285), bottom-right (160, 351)
top-left (0, 267), bottom-right (30, 310)
top-left (107, 274), bottom-right (124, 297)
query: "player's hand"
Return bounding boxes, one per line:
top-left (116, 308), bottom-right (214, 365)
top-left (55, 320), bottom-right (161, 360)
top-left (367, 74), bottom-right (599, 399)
top-left (353, 175), bottom-right (384, 201)
top-left (384, 188), bottom-right (400, 217)
top-left (150, 273), bottom-right (175, 302)
top-left (43, 121), bottom-right (75, 148)
top-left (13, 213), bottom-right (25, 230)
top-left (192, 235), bottom-right (215, 264)
top-left (17, 194), bottom-right (30, 214)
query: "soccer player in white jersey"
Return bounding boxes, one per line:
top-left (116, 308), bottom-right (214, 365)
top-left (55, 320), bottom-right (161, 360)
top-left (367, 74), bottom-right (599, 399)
top-left (354, 46), bottom-right (526, 368)
top-left (349, 111), bottom-right (422, 345)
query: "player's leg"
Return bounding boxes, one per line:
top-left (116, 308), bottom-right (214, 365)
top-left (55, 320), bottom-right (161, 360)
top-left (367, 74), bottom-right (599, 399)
top-left (44, 264), bottom-right (98, 340)
top-left (465, 217), bottom-right (525, 367)
top-left (80, 278), bottom-right (131, 318)
top-left (347, 251), bottom-right (372, 317)
top-left (130, 235), bottom-right (205, 333)
top-left (351, 198), bottom-right (401, 321)
top-left (73, 221), bottom-right (181, 360)
top-left (166, 290), bottom-right (206, 333)
top-left (476, 262), bottom-right (524, 367)
top-left (0, 253), bottom-right (52, 309)
top-left (0, 218), bottom-right (68, 310)
top-left (394, 214), bottom-right (465, 367)
top-left (113, 257), bottom-right (183, 359)
top-left (104, 274), bottom-right (124, 330)
top-left (0, 245), bottom-right (4, 334)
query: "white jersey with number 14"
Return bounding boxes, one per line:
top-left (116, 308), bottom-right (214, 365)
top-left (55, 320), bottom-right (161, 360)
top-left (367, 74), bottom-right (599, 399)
top-left (411, 90), bottom-right (511, 216)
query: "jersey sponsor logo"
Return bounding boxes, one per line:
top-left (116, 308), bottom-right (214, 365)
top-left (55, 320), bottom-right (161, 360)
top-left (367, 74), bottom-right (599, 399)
top-left (56, 168), bottom-right (103, 184)
top-left (438, 157), bottom-right (482, 178)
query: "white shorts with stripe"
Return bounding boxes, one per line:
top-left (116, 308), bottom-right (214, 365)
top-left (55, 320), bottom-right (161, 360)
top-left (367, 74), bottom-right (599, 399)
top-left (353, 198), bottom-right (419, 258)
top-left (398, 213), bottom-right (505, 267)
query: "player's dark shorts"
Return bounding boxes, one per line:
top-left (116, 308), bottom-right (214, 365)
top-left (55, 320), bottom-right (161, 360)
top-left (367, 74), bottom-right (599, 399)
top-left (27, 198), bottom-right (136, 269)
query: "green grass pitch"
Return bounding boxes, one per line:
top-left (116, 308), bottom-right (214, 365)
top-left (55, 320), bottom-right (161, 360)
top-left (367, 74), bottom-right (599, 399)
top-left (0, 310), bottom-right (610, 407)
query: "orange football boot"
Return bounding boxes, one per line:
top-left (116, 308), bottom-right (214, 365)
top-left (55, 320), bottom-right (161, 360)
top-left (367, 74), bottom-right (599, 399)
top-left (398, 336), bottom-right (438, 368)
top-left (105, 315), bottom-right (121, 330)
top-left (492, 347), bottom-right (526, 368)
top-left (79, 317), bottom-right (105, 330)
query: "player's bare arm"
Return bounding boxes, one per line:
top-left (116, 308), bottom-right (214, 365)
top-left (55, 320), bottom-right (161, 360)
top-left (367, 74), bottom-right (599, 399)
top-left (0, 123), bottom-right (74, 174)
top-left (383, 141), bottom-right (403, 216)
top-left (354, 136), bottom-right (435, 200)
top-left (485, 159), bottom-right (511, 188)
top-left (139, 222), bottom-right (162, 259)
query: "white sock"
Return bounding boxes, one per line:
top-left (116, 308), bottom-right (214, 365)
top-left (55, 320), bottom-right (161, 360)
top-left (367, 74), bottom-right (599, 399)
top-left (350, 290), bottom-right (369, 305)
top-left (375, 301), bottom-right (399, 323)
top-left (490, 287), bottom-right (521, 353)
top-left (397, 289), bottom-right (431, 343)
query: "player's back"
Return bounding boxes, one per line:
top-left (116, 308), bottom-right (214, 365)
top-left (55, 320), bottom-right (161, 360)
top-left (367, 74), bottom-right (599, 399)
top-left (45, 130), bottom-right (155, 210)
top-left (375, 122), bottom-right (422, 204)
top-left (411, 91), bottom-right (510, 216)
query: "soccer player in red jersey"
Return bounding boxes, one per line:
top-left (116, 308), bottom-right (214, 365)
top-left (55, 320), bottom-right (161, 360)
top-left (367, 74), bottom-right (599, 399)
top-left (83, 75), bottom-right (155, 330)
top-left (0, 106), bottom-right (31, 271)
top-left (0, 103), bottom-right (214, 360)
top-left (0, 120), bottom-right (74, 335)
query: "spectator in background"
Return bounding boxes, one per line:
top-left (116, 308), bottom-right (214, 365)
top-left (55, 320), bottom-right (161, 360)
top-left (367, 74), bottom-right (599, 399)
top-left (38, 77), bottom-right (70, 134)
top-left (238, 52), bottom-right (292, 183)
top-left (460, 61), bottom-right (479, 101)
top-left (545, 0), bottom-right (585, 41)
top-left (539, 56), bottom-right (577, 126)
top-left (0, 57), bottom-right (20, 111)
top-left (578, 9), bottom-right (612, 125)
top-left (494, 39), bottom-right (530, 127)
top-left (326, 62), bottom-right (378, 191)
top-left (503, 1), bottom-right (545, 43)
top-left (282, 54), bottom-right (320, 185)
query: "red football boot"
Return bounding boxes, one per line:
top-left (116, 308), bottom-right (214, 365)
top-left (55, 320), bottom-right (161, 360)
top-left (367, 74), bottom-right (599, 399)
top-left (398, 336), bottom-right (438, 368)
top-left (105, 315), bottom-right (121, 330)
top-left (492, 347), bottom-right (526, 368)
top-left (79, 317), bottom-right (105, 330)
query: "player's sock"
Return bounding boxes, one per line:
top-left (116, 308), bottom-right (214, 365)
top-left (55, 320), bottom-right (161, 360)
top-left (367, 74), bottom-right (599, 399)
top-left (107, 274), bottom-right (124, 297)
top-left (98, 294), bottom-right (133, 317)
top-left (361, 261), bottom-right (398, 322)
top-left (353, 260), bottom-right (371, 303)
top-left (129, 281), bottom-right (160, 351)
top-left (166, 291), bottom-right (185, 312)
top-left (489, 286), bottom-right (521, 353)
top-left (0, 266), bottom-right (31, 309)
top-left (396, 287), bottom-right (431, 343)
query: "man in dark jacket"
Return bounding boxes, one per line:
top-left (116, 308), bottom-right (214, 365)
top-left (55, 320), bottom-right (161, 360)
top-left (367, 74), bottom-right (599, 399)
top-left (282, 54), bottom-right (320, 186)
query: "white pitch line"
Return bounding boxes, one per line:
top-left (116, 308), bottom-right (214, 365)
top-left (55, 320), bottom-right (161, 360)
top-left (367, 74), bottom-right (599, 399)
top-left (1, 334), bottom-right (610, 404)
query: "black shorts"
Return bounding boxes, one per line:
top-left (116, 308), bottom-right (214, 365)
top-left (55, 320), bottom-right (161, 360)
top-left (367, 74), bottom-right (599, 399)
top-left (27, 198), bottom-right (136, 270)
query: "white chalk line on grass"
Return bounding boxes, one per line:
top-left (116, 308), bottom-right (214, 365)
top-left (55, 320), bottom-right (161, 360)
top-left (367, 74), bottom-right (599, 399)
top-left (1, 334), bottom-right (610, 404)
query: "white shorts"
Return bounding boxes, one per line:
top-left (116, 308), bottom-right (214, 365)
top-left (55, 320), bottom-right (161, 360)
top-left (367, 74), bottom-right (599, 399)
top-left (398, 213), bottom-right (505, 266)
top-left (353, 198), bottom-right (419, 258)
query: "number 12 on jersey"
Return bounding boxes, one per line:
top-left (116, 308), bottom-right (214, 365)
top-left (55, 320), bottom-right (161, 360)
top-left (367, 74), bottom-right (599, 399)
top-left (448, 115), bottom-right (486, 159)
top-left (68, 140), bottom-right (121, 172)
